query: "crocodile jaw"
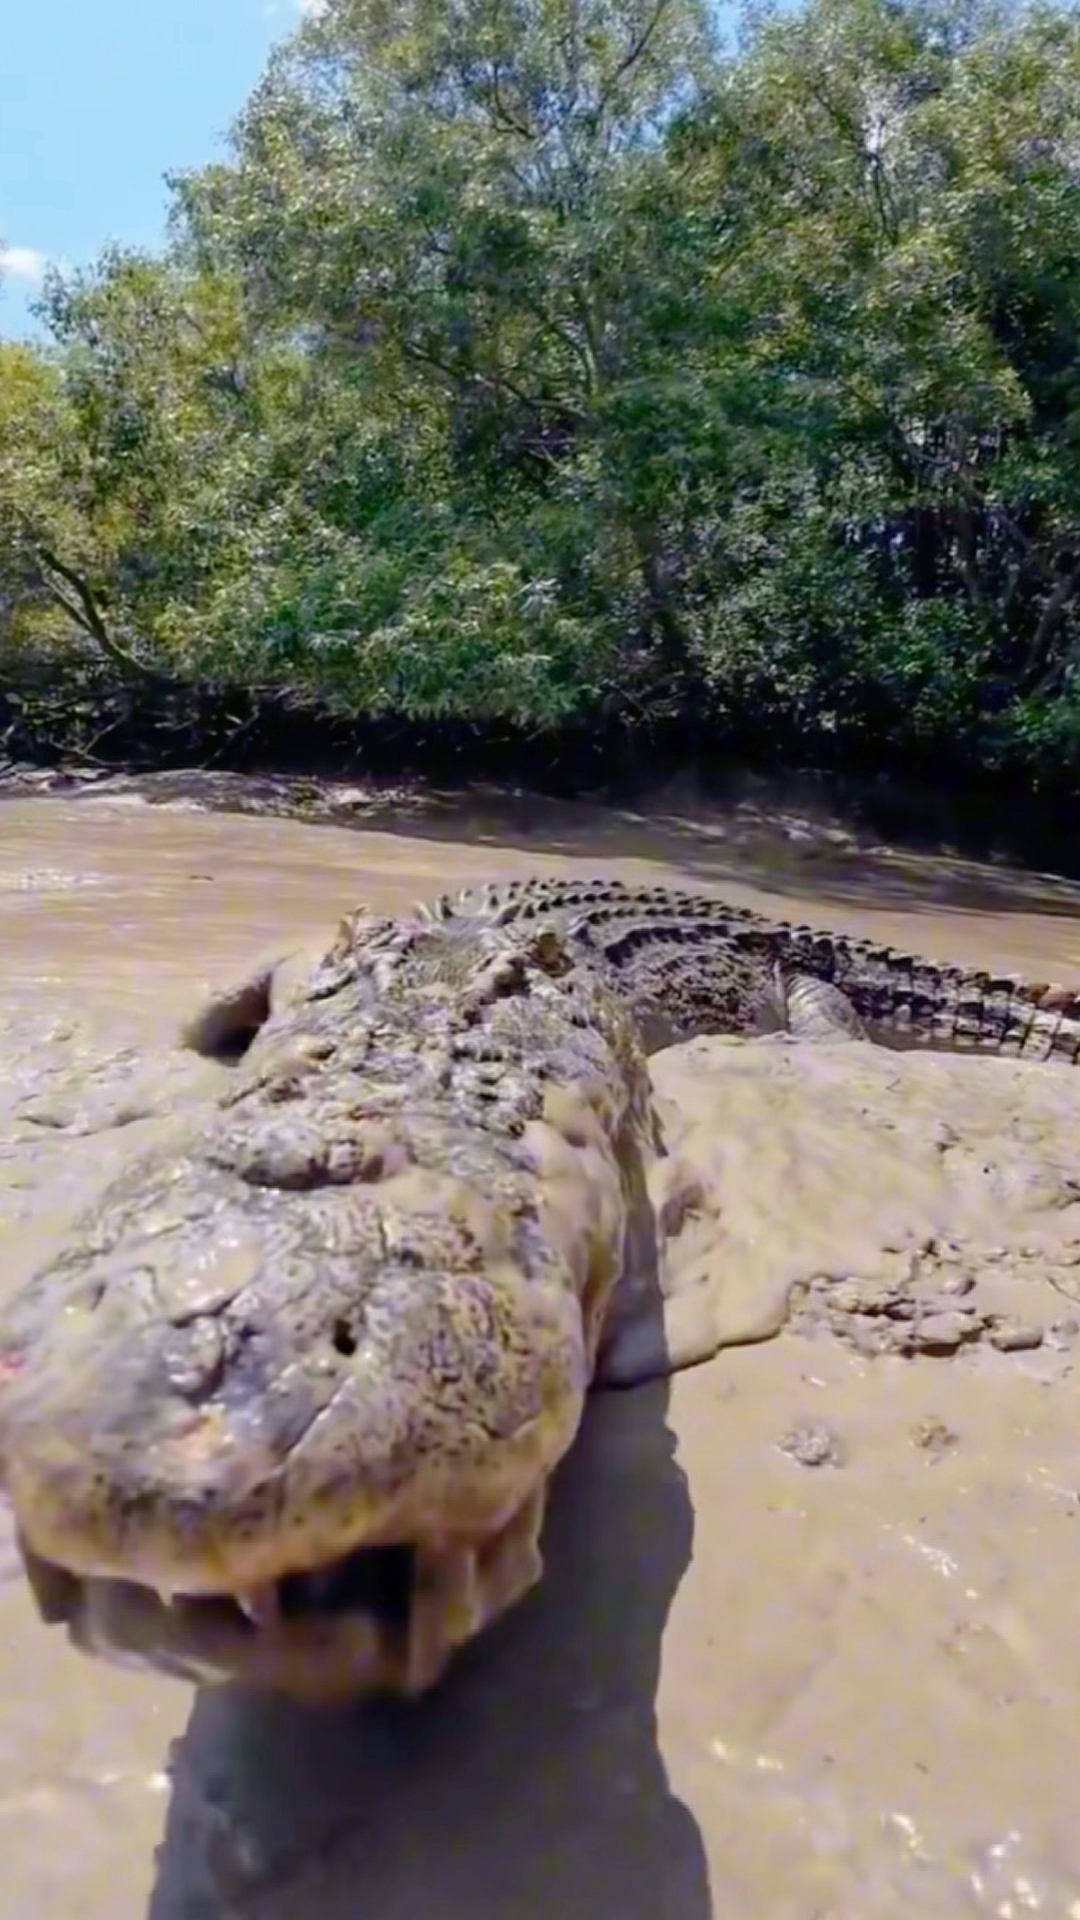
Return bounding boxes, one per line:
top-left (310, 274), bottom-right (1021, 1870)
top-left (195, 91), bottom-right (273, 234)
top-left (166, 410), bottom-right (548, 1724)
top-left (17, 1480), bottom-right (549, 1703)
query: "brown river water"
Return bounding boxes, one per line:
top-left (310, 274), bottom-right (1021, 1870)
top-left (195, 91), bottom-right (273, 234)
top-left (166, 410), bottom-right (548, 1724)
top-left (2, 773), bottom-right (1080, 1920)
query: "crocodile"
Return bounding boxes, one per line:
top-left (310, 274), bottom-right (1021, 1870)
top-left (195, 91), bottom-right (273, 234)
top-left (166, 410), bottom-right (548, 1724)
top-left (1, 875), bottom-right (1079, 1704)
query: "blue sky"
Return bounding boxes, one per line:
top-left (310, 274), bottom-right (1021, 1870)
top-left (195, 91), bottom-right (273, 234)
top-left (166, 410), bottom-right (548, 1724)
top-left (0, 0), bottom-right (319, 339)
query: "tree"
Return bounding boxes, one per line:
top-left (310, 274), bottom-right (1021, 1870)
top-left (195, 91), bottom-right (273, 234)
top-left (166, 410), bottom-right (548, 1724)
top-left (670, 0), bottom-right (1080, 769)
top-left (168, 0), bottom-right (721, 719)
top-left (8, 0), bottom-right (1080, 786)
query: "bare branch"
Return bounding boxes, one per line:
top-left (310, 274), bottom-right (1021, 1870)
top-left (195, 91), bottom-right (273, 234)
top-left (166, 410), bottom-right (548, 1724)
top-left (1028, 563), bottom-right (1080, 686)
top-left (595, 0), bottom-right (674, 121)
top-left (35, 545), bottom-right (157, 679)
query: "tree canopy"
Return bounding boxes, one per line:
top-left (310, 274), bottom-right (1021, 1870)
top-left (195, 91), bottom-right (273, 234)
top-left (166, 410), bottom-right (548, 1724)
top-left (5, 0), bottom-right (1080, 784)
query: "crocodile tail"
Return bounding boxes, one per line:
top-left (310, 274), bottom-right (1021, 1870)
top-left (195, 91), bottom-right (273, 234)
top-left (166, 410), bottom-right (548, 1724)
top-left (854, 974), bottom-right (1080, 1062)
top-left (790, 932), bottom-right (1080, 1062)
top-left (725, 925), bottom-right (1080, 1062)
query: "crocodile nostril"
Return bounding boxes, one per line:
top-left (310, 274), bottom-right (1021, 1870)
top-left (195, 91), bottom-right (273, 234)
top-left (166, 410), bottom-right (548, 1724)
top-left (180, 972), bottom-right (275, 1063)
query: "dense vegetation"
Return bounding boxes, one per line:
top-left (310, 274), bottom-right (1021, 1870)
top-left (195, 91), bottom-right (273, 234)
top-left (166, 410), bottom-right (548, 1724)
top-left (4, 0), bottom-right (1080, 790)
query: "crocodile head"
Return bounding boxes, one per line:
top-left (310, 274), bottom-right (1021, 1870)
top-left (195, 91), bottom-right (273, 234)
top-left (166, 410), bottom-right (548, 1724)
top-left (0, 916), bottom-right (643, 1701)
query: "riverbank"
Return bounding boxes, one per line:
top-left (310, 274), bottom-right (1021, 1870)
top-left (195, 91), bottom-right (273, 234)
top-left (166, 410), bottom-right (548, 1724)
top-left (6, 648), bottom-right (1080, 884)
top-left (6, 740), bottom-right (1080, 916)
top-left (1, 790), bottom-right (1079, 1919)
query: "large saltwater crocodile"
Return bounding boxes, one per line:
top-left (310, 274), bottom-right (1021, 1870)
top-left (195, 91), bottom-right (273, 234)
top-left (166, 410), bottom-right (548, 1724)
top-left (1, 875), bottom-right (1079, 1703)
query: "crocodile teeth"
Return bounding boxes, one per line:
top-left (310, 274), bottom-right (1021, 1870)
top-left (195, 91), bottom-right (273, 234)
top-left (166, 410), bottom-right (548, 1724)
top-left (236, 1585), bottom-right (281, 1625)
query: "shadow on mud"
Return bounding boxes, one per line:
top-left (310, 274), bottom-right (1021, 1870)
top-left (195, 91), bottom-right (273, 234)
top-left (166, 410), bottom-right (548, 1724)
top-left (148, 1380), bottom-right (710, 1920)
top-left (43, 762), bottom-right (1080, 923)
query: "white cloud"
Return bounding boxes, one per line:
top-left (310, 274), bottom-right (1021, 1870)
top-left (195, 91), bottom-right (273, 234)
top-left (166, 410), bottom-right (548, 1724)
top-left (0, 246), bottom-right (46, 285)
top-left (261, 0), bottom-right (325, 18)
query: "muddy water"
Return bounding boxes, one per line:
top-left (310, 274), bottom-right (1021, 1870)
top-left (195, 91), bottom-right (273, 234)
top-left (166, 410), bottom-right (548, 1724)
top-left (2, 783), bottom-right (1080, 1920)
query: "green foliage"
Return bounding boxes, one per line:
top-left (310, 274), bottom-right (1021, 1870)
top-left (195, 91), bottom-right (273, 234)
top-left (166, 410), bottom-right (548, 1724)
top-left (5, 0), bottom-right (1080, 785)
